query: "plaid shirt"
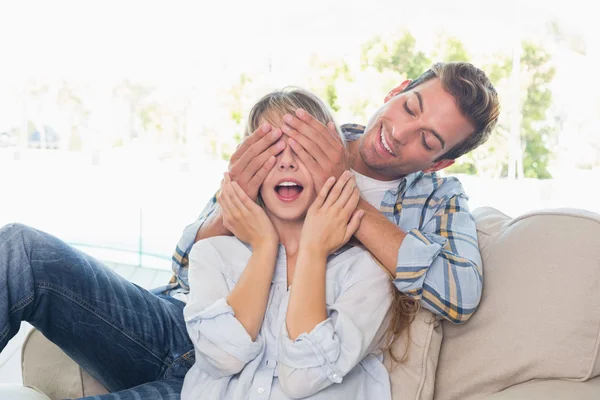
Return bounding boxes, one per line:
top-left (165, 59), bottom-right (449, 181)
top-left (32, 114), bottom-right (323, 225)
top-left (155, 124), bottom-right (483, 324)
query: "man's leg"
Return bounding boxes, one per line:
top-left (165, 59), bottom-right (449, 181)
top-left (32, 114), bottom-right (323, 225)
top-left (0, 223), bottom-right (194, 394)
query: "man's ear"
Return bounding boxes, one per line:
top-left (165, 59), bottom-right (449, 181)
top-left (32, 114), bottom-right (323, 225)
top-left (384, 80), bottom-right (412, 103)
top-left (423, 159), bottom-right (455, 173)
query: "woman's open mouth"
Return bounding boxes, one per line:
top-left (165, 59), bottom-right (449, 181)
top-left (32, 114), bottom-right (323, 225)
top-left (274, 180), bottom-right (304, 202)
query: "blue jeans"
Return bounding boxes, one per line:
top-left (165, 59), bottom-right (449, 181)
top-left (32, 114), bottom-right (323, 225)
top-left (0, 223), bottom-right (195, 400)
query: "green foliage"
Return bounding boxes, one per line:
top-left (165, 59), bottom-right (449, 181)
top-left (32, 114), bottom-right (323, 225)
top-left (229, 73), bottom-right (252, 125)
top-left (433, 37), bottom-right (470, 62)
top-left (309, 56), bottom-right (353, 112)
top-left (361, 31), bottom-right (431, 79)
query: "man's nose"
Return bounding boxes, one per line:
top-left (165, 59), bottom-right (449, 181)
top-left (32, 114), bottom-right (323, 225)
top-left (390, 124), bottom-right (410, 146)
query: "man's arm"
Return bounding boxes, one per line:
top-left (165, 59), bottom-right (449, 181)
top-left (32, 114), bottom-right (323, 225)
top-left (353, 197), bottom-right (406, 274)
top-left (282, 114), bottom-right (482, 323)
top-left (355, 181), bottom-right (483, 324)
top-left (194, 201), bottom-right (230, 242)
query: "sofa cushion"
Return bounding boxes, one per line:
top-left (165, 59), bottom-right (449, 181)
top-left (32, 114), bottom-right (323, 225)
top-left (435, 207), bottom-right (600, 400)
top-left (483, 377), bottom-right (600, 400)
top-left (384, 309), bottom-right (442, 400)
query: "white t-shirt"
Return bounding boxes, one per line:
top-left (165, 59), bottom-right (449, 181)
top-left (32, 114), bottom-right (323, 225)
top-left (352, 169), bottom-right (403, 209)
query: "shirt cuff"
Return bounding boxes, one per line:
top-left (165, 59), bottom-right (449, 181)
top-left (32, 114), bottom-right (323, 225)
top-left (187, 298), bottom-right (262, 363)
top-left (394, 229), bottom-right (445, 291)
top-left (278, 319), bottom-right (343, 384)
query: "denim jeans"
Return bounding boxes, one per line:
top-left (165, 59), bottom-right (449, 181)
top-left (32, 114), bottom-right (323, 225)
top-left (0, 223), bottom-right (195, 400)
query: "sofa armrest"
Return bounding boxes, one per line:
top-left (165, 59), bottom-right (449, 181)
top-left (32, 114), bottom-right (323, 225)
top-left (21, 328), bottom-right (109, 400)
top-left (481, 378), bottom-right (600, 400)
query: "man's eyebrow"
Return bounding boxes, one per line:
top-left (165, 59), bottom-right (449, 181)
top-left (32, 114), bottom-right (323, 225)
top-left (415, 91), bottom-right (424, 113)
top-left (431, 130), bottom-right (446, 149)
top-left (414, 91), bottom-right (446, 149)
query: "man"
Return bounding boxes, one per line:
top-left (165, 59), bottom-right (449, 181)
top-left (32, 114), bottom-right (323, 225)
top-left (167, 61), bottom-right (499, 323)
top-left (0, 61), bottom-right (499, 399)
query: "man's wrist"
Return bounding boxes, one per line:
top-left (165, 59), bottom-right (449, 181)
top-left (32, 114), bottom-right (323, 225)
top-left (195, 208), bottom-right (232, 243)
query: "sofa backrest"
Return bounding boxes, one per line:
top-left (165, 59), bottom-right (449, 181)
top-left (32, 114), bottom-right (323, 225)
top-left (435, 207), bottom-right (600, 400)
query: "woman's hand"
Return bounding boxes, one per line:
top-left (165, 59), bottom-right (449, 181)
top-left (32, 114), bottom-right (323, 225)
top-left (218, 173), bottom-right (278, 249)
top-left (299, 170), bottom-right (364, 257)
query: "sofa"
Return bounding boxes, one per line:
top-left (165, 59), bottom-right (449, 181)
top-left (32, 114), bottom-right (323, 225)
top-left (4, 206), bottom-right (600, 399)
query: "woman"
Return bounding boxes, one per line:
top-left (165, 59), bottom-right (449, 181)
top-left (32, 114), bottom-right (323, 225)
top-left (182, 88), bottom-right (413, 399)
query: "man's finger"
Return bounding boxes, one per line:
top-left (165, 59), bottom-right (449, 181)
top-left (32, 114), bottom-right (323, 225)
top-left (327, 121), bottom-right (344, 145)
top-left (282, 124), bottom-right (329, 165)
top-left (296, 109), bottom-right (341, 147)
top-left (232, 128), bottom-right (282, 172)
top-left (246, 155), bottom-right (277, 195)
top-left (287, 138), bottom-right (321, 179)
top-left (241, 141), bottom-right (284, 183)
top-left (283, 111), bottom-right (334, 152)
top-left (230, 123), bottom-right (272, 163)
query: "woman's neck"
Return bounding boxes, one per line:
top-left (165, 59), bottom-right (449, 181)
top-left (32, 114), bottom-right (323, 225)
top-left (270, 218), bottom-right (303, 257)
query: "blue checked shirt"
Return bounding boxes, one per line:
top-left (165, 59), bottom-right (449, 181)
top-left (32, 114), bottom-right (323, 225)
top-left (155, 124), bottom-right (483, 324)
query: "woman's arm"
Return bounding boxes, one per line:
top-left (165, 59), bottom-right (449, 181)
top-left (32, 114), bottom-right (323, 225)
top-left (185, 174), bottom-right (280, 378)
top-left (285, 172), bottom-right (362, 340)
top-left (284, 250), bottom-right (328, 340)
top-left (227, 243), bottom-right (278, 340)
top-left (185, 240), bottom-right (264, 378)
top-left (219, 173), bottom-right (280, 340)
top-left (278, 251), bottom-right (393, 398)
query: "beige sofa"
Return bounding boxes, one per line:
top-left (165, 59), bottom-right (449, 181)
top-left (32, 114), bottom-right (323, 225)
top-left (5, 206), bottom-right (600, 399)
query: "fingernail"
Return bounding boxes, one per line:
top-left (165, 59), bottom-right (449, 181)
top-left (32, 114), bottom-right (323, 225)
top-left (288, 138), bottom-right (296, 146)
top-left (283, 114), bottom-right (293, 123)
top-left (272, 129), bottom-right (282, 138)
top-left (296, 109), bottom-right (305, 117)
top-left (262, 123), bottom-right (271, 132)
top-left (282, 124), bottom-right (290, 132)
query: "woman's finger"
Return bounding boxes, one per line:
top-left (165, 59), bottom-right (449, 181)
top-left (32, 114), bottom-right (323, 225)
top-left (323, 170), bottom-right (352, 209)
top-left (331, 175), bottom-right (356, 210)
top-left (220, 181), bottom-right (240, 219)
top-left (341, 187), bottom-right (361, 219)
top-left (228, 180), bottom-right (250, 215)
top-left (312, 176), bottom-right (336, 209)
top-left (231, 181), bottom-right (262, 213)
top-left (343, 210), bottom-right (365, 244)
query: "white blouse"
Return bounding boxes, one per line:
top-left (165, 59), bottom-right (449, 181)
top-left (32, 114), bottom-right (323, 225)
top-left (182, 236), bottom-right (393, 400)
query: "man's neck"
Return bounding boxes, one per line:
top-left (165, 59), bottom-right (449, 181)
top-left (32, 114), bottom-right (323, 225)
top-left (347, 140), bottom-right (368, 176)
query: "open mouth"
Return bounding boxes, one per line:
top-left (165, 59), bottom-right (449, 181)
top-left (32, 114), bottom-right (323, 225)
top-left (274, 180), bottom-right (304, 202)
top-left (378, 123), bottom-right (395, 157)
